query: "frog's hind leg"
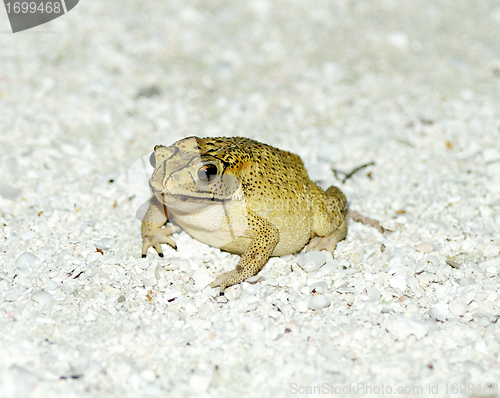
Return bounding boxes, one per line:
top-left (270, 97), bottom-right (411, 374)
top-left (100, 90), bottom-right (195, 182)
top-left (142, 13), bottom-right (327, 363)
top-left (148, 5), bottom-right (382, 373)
top-left (306, 186), bottom-right (349, 254)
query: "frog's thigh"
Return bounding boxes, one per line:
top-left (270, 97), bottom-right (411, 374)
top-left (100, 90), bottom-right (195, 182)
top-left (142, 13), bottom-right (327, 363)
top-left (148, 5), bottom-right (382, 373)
top-left (210, 210), bottom-right (279, 292)
top-left (307, 186), bottom-right (348, 254)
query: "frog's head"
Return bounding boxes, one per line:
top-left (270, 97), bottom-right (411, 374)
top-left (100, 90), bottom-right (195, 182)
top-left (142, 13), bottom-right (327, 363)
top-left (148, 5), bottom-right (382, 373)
top-left (149, 137), bottom-right (242, 204)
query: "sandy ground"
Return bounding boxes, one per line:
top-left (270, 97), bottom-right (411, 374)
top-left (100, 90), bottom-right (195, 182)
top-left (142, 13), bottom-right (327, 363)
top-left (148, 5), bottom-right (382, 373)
top-left (1, 1), bottom-right (500, 397)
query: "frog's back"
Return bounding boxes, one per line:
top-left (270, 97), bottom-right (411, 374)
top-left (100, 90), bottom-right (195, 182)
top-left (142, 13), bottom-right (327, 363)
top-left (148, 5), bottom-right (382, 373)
top-left (196, 137), bottom-right (317, 256)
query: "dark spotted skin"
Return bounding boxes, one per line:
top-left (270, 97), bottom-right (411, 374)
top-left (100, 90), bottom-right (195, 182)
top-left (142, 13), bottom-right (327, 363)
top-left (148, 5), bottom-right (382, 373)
top-left (142, 136), bottom-right (348, 292)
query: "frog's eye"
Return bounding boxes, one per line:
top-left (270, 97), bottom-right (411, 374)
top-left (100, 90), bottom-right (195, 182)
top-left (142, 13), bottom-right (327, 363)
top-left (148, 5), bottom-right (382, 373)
top-left (197, 164), bottom-right (219, 182)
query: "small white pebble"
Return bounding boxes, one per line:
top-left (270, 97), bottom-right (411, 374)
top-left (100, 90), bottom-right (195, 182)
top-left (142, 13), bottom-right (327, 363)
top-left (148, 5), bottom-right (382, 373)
top-left (165, 258), bottom-right (191, 271)
top-left (31, 290), bottom-right (54, 306)
top-left (449, 300), bottom-right (467, 317)
top-left (201, 286), bottom-right (218, 297)
top-left (429, 221), bottom-right (447, 231)
top-left (45, 280), bottom-right (59, 291)
top-left (198, 304), bottom-right (211, 319)
top-left (410, 233), bottom-right (420, 242)
top-left (224, 287), bottom-right (241, 301)
top-left (245, 296), bottom-right (260, 311)
top-left (479, 257), bottom-right (500, 275)
top-left (102, 285), bottom-right (120, 296)
top-left (245, 275), bottom-right (263, 284)
top-left (427, 255), bottom-right (439, 266)
top-left (297, 251), bottom-right (326, 272)
top-left (487, 291), bottom-right (498, 302)
top-left (137, 258), bottom-right (151, 270)
top-left (163, 289), bottom-right (182, 301)
top-left (19, 231), bottom-right (36, 240)
top-left (291, 300), bottom-right (309, 313)
top-left (463, 360), bottom-right (483, 373)
top-left (461, 239), bottom-right (475, 252)
top-left (390, 248), bottom-right (406, 258)
top-left (416, 242), bottom-right (434, 253)
top-left (0, 271), bottom-right (11, 282)
top-left (309, 281), bottom-right (328, 294)
top-left (9, 365), bottom-right (38, 389)
top-left (140, 368), bottom-right (156, 382)
top-left (94, 238), bottom-right (115, 250)
top-left (106, 295), bottom-right (119, 305)
top-left (483, 244), bottom-right (500, 258)
top-left (189, 373), bottom-right (211, 392)
top-left (4, 286), bottom-right (26, 301)
top-left (389, 275), bottom-right (406, 291)
top-left (366, 286), bottom-right (381, 301)
top-left (429, 304), bottom-right (448, 321)
top-left (70, 357), bottom-right (89, 373)
top-left (61, 282), bottom-right (74, 295)
top-left (459, 205), bottom-right (476, 218)
top-left (143, 277), bottom-right (156, 287)
top-left (473, 340), bottom-right (488, 355)
top-left (386, 317), bottom-right (429, 340)
top-left (415, 261), bottom-right (427, 273)
top-left (478, 316), bottom-right (491, 327)
top-left (452, 269), bottom-right (464, 279)
top-left (245, 284), bottom-right (260, 295)
top-left (0, 181), bottom-right (21, 199)
top-left (154, 264), bottom-right (163, 280)
top-left (485, 266), bottom-right (500, 276)
top-left (460, 277), bottom-right (474, 286)
top-left (351, 248), bottom-right (364, 264)
top-left (192, 269), bottom-right (213, 289)
top-left (307, 295), bottom-right (331, 310)
top-left (322, 251), bottom-right (334, 263)
top-left (157, 277), bottom-right (169, 291)
top-left (15, 252), bottom-right (38, 269)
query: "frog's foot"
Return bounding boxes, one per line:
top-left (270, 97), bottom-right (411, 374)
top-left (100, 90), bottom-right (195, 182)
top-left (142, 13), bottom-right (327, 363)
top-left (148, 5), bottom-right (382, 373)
top-left (348, 209), bottom-right (387, 234)
top-left (209, 269), bottom-right (244, 293)
top-left (141, 225), bottom-right (180, 257)
top-left (306, 233), bottom-right (343, 254)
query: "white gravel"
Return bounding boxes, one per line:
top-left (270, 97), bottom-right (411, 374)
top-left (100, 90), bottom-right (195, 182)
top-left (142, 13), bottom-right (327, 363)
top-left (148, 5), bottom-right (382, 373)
top-left (1, 1), bottom-right (500, 397)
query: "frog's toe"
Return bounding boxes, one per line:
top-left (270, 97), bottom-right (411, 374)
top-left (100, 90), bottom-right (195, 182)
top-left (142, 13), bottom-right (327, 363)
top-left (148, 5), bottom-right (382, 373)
top-left (141, 231), bottom-right (177, 257)
top-left (209, 269), bottom-right (242, 292)
top-left (306, 234), bottom-right (341, 254)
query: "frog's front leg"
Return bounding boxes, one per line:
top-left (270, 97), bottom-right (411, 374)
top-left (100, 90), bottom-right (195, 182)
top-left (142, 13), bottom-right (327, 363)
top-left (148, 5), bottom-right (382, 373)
top-left (141, 196), bottom-right (180, 257)
top-left (210, 210), bottom-right (279, 292)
